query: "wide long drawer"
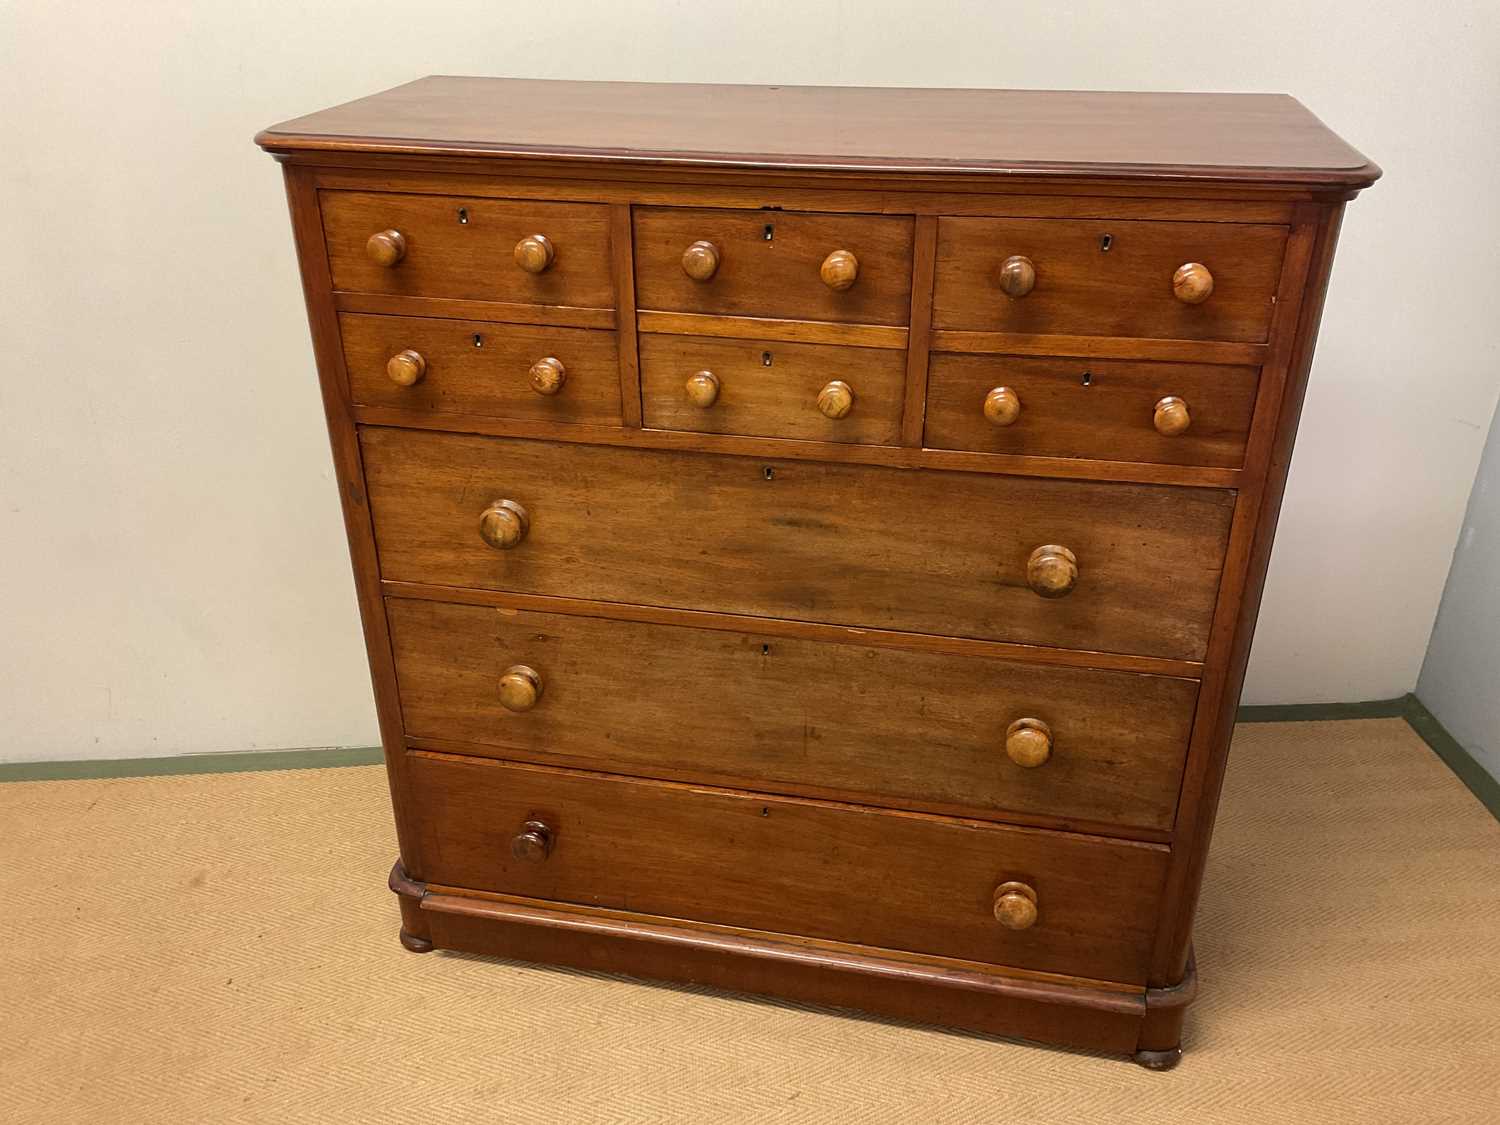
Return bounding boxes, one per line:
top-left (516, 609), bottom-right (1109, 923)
top-left (360, 428), bottom-right (1235, 662)
top-left (389, 598), bottom-right (1198, 832)
top-left (407, 751), bottom-right (1169, 984)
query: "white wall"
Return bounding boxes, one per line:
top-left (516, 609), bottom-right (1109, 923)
top-left (3, 1), bottom-right (1497, 761)
top-left (1418, 396), bottom-right (1500, 781)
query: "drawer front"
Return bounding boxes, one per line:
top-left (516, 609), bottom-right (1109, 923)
top-left (341, 314), bottom-right (622, 426)
top-left (408, 752), bottom-right (1168, 983)
top-left (321, 191), bottom-right (614, 307)
top-left (933, 217), bottom-right (1287, 342)
top-left (634, 207), bottom-right (914, 325)
top-left (925, 354), bottom-right (1259, 467)
top-left (639, 334), bottom-right (905, 445)
top-left (389, 600), bottom-right (1197, 831)
top-left (361, 429), bottom-right (1235, 661)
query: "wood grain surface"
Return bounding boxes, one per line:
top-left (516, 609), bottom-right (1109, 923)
top-left (322, 190), bottom-right (614, 307)
top-left (639, 334), bottom-right (906, 445)
top-left (634, 207), bottom-right (913, 325)
top-left (422, 893), bottom-right (1147, 1052)
top-left (406, 750), bottom-right (1169, 983)
top-left (257, 78), bottom-right (1379, 187)
top-left (933, 217), bottom-right (1288, 343)
top-left (340, 313), bottom-right (622, 424)
top-left (360, 428), bottom-right (1236, 661)
top-left (387, 598), bottom-right (1198, 832)
top-left (924, 353), bottom-right (1259, 467)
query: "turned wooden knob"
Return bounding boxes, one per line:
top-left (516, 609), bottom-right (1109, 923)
top-left (983, 386), bottom-right (1021, 427)
top-left (685, 370), bottom-right (720, 408)
top-left (1005, 718), bottom-right (1053, 768)
top-left (479, 499), bottom-right (530, 550)
top-left (1172, 262), bottom-right (1214, 304)
top-left (498, 664), bottom-right (544, 713)
top-left (816, 380), bottom-right (854, 419)
top-left (511, 818), bottom-right (554, 862)
top-left (1026, 544), bottom-right (1078, 599)
top-left (514, 234), bottom-right (555, 274)
top-left (386, 349), bottom-right (426, 387)
top-left (1154, 396), bottom-right (1192, 436)
top-left (820, 249), bottom-right (859, 291)
top-left (528, 357), bottom-right (567, 396)
top-left (681, 240), bottom-right (721, 281)
top-left (992, 881), bottom-right (1039, 930)
top-left (998, 254), bottom-right (1036, 298)
top-left (366, 229), bottom-right (406, 268)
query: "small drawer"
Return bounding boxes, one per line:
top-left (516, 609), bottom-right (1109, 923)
top-left (933, 217), bottom-right (1287, 342)
top-left (389, 599), bottom-right (1197, 832)
top-left (924, 354), bottom-right (1259, 467)
top-left (341, 314), bottom-right (621, 426)
top-left (361, 430), bottom-right (1236, 662)
top-left (407, 752), bottom-right (1169, 983)
top-left (634, 207), bottom-right (914, 326)
top-left (638, 334), bottom-right (905, 445)
top-left (321, 191), bottom-right (614, 308)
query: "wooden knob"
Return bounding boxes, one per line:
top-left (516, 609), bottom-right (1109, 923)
top-left (386, 349), bottom-right (426, 387)
top-left (1005, 718), bottom-right (1053, 768)
top-left (511, 818), bottom-right (554, 863)
top-left (998, 255), bottom-right (1036, 298)
top-left (817, 380), bottom-right (854, 420)
top-left (983, 386), bottom-right (1021, 427)
top-left (366, 229), bottom-right (406, 268)
top-left (685, 370), bottom-right (720, 408)
top-left (681, 240), bottom-right (721, 281)
top-left (1026, 544), bottom-right (1078, 599)
top-left (1172, 262), bottom-right (1214, 304)
top-left (514, 234), bottom-right (555, 274)
top-left (498, 664), bottom-right (543, 713)
top-left (528, 357), bottom-right (566, 396)
top-left (479, 499), bottom-right (529, 550)
top-left (1153, 396), bottom-right (1192, 436)
top-left (992, 882), bottom-right (1039, 930)
top-left (819, 249), bottom-right (859, 291)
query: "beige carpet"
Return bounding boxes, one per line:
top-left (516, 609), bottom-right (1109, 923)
top-left (3, 718), bottom-right (1498, 1123)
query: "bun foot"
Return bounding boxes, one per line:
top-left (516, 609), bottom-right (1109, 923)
top-left (390, 859), bottom-right (433, 952)
top-left (1133, 1046), bottom-right (1183, 1071)
top-left (399, 928), bottom-right (434, 953)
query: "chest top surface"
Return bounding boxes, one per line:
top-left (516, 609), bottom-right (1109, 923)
top-left (256, 76), bottom-right (1378, 188)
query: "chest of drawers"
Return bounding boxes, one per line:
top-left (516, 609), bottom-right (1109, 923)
top-left (257, 78), bottom-right (1376, 1067)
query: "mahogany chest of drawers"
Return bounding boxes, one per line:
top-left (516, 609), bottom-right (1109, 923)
top-left (257, 78), bottom-right (1376, 1067)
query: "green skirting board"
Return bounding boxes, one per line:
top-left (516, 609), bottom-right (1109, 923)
top-left (2, 694), bottom-right (1495, 822)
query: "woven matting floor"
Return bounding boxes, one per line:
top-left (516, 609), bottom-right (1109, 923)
top-left (4, 717), bottom-right (1499, 1123)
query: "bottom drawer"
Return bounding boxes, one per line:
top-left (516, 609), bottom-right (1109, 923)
top-left (407, 751), bottom-right (1168, 984)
